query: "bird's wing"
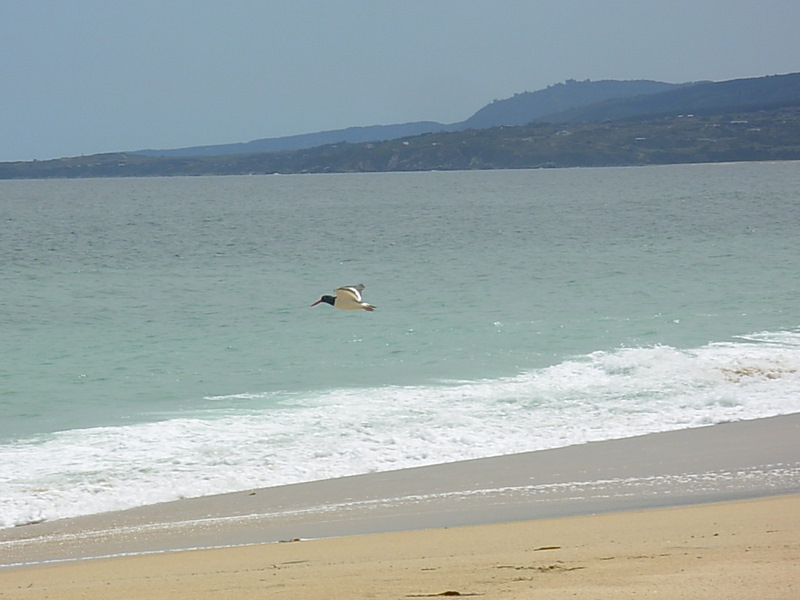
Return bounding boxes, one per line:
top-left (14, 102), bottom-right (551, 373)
top-left (335, 284), bottom-right (365, 303)
top-left (335, 287), bottom-right (362, 304)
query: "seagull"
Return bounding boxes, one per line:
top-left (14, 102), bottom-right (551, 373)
top-left (311, 283), bottom-right (376, 311)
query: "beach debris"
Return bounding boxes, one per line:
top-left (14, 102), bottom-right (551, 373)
top-left (721, 365), bottom-right (797, 382)
top-left (497, 561), bottom-right (585, 573)
top-left (533, 545), bottom-right (561, 551)
top-left (406, 592), bottom-right (482, 597)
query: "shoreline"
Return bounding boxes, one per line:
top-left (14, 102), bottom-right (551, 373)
top-left (3, 494), bottom-right (797, 599)
top-left (2, 413), bottom-right (798, 569)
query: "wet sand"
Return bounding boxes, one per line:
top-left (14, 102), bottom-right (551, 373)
top-left (1, 414), bottom-right (798, 598)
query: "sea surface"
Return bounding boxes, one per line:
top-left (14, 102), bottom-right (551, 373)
top-left (1, 163), bottom-right (799, 528)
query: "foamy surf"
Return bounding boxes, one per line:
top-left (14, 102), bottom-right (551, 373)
top-left (2, 330), bottom-right (798, 529)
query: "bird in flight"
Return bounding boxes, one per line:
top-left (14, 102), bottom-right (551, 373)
top-left (311, 284), bottom-right (376, 311)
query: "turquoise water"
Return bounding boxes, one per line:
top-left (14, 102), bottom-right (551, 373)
top-left (1, 162), bottom-right (799, 527)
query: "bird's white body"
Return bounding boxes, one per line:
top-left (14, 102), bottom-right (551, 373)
top-left (311, 283), bottom-right (376, 311)
top-left (334, 285), bottom-right (375, 310)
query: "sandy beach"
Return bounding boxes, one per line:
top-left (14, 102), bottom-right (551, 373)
top-left (2, 414), bottom-right (799, 598)
top-left (2, 495), bottom-right (798, 599)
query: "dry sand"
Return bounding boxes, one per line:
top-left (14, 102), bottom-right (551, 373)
top-left (1, 414), bottom-right (799, 598)
top-left (1, 495), bottom-right (798, 599)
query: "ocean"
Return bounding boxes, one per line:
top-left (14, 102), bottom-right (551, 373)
top-left (1, 162), bottom-right (799, 529)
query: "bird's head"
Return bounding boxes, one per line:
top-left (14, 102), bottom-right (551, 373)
top-left (310, 295), bottom-right (336, 307)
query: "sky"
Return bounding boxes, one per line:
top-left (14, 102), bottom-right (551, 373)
top-left (2, 0), bottom-right (799, 162)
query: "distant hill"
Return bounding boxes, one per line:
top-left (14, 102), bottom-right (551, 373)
top-left (458, 79), bottom-right (689, 129)
top-left (134, 121), bottom-right (449, 158)
top-left (133, 79), bottom-right (688, 158)
top-left (539, 72), bottom-right (800, 122)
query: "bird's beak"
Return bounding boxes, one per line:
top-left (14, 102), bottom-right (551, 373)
top-left (310, 299), bottom-right (322, 307)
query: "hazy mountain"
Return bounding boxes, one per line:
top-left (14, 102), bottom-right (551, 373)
top-left (5, 72), bottom-right (800, 178)
top-left (538, 72), bottom-right (800, 122)
top-left (458, 79), bottom-right (689, 129)
top-left (134, 79), bottom-right (687, 158)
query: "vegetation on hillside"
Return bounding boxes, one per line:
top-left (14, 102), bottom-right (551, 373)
top-left (2, 107), bottom-right (798, 179)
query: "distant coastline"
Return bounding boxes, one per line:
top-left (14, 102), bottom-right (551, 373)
top-left (2, 107), bottom-right (798, 179)
top-left (3, 73), bottom-right (800, 179)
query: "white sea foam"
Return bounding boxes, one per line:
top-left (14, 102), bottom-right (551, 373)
top-left (2, 330), bottom-right (799, 529)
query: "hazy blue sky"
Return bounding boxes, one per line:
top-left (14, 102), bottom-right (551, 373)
top-left (3, 0), bottom-right (799, 162)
